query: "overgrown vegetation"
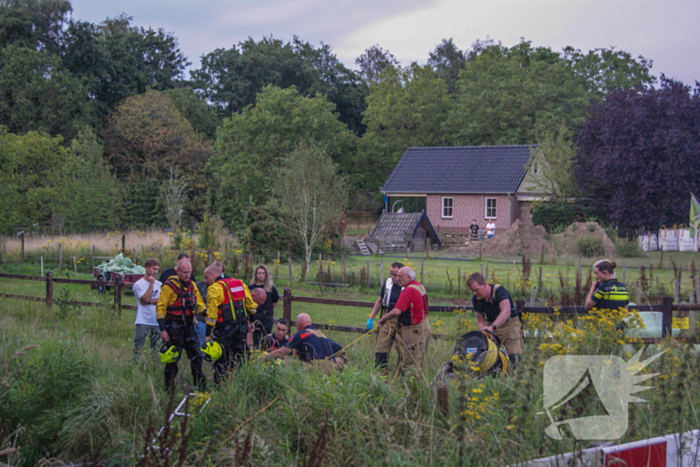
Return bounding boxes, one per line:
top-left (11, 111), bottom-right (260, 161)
top-left (1, 292), bottom-right (698, 466)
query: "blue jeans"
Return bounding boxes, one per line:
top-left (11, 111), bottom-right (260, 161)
top-left (487, 233), bottom-right (494, 239)
top-left (194, 318), bottom-right (207, 347)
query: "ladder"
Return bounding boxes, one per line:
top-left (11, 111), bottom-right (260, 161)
top-left (147, 392), bottom-right (211, 456)
top-left (356, 239), bottom-right (371, 255)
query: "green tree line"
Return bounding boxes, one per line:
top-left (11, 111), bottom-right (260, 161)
top-left (4, 0), bottom-right (695, 251)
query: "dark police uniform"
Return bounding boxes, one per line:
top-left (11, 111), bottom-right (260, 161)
top-left (591, 279), bottom-right (629, 310)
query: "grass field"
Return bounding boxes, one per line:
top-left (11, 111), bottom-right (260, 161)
top-left (1, 255), bottom-right (700, 466)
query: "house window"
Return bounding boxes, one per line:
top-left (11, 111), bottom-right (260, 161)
top-left (485, 198), bottom-right (497, 219)
top-left (442, 197), bottom-right (453, 218)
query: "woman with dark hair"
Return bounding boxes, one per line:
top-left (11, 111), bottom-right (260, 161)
top-left (248, 264), bottom-right (279, 347)
top-left (585, 259), bottom-right (629, 311)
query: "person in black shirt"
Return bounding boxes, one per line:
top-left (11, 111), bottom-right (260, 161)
top-left (585, 259), bottom-right (629, 311)
top-left (159, 253), bottom-right (199, 283)
top-left (468, 272), bottom-right (522, 363)
top-left (469, 219), bottom-right (480, 241)
top-left (261, 318), bottom-right (291, 351)
top-left (249, 264), bottom-right (279, 347)
top-left (367, 262), bottom-right (403, 370)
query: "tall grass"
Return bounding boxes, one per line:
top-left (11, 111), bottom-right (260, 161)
top-left (1, 295), bottom-right (699, 466)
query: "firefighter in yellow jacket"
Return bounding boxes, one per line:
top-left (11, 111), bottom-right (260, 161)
top-left (203, 264), bottom-right (266, 384)
top-left (156, 258), bottom-right (206, 390)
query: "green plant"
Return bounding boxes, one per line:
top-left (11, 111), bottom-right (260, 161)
top-left (54, 287), bottom-right (82, 319)
top-left (576, 235), bottom-right (605, 257)
top-left (616, 238), bottom-right (642, 257)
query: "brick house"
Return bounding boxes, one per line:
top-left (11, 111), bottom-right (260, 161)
top-left (381, 145), bottom-right (545, 236)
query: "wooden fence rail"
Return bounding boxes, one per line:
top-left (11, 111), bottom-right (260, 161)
top-left (1, 273), bottom-right (697, 343)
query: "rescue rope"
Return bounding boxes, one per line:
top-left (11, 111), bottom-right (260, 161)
top-left (218, 394), bottom-right (282, 447)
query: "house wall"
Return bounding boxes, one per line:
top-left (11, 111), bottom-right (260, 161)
top-left (427, 194), bottom-right (513, 235)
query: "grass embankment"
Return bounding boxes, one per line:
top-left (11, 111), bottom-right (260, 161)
top-left (1, 287), bottom-right (699, 466)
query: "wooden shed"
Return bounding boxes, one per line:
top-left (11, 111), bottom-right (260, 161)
top-left (370, 210), bottom-right (441, 252)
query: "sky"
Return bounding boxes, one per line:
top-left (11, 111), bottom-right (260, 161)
top-left (69, 0), bottom-right (699, 86)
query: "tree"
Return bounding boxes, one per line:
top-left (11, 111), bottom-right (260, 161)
top-left (164, 87), bottom-right (219, 140)
top-left (63, 14), bottom-right (189, 115)
top-left (355, 44), bottom-right (399, 85)
top-left (0, 0), bottom-right (71, 53)
top-left (102, 90), bottom-right (212, 226)
top-left (563, 46), bottom-right (656, 99)
top-left (0, 44), bottom-right (90, 139)
top-left (191, 36), bottom-right (367, 134)
top-left (54, 127), bottom-right (120, 231)
top-left (574, 78), bottom-right (700, 229)
top-left (0, 127), bottom-right (66, 233)
top-left (445, 41), bottom-right (588, 146)
top-left (427, 38), bottom-right (467, 94)
top-left (525, 123), bottom-right (579, 202)
top-left (271, 142), bottom-right (347, 272)
top-left (357, 64), bottom-right (450, 201)
top-left (210, 85), bottom-right (356, 228)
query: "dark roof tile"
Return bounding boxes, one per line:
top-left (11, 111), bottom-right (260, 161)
top-left (382, 145), bottom-right (536, 194)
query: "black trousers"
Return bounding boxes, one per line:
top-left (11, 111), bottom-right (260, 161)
top-left (164, 321), bottom-right (205, 391)
top-left (251, 313), bottom-right (274, 348)
top-left (212, 322), bottom-right (249, 385)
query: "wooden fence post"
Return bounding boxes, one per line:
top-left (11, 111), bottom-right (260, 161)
top-left (662, 296), bottom-right (673, 338)
top-left (91, 245), bottom-right (95, 267)
top-left (58, 243), bottom-right (62, 273)
top-left (437, 383), bottom-right (450, 417)
top-left (366, 258), bottom-right (371, 288)
top-left (45, 271), bottom-right (54, 310)
top-left (73, 256), bottom-right (77, 276)
top-left (2, 244), bottom-right (5, 267)
top-left (538, 267), bottom-right (543, 289)
top-left (341, 255), bottom-right (346, 282)
top-left (421, 255), bottom-right (424, 283)
top-left (530, 288), bottom-right (537, 307)
top-left (114, 275), bottom-right (123, 317)
top-left (380, 259), bottom-right (384, 286)
top-left (121, 234), bottom-right (126, 253)
top-left (636, 280), bottom-right (642, 303)
top-left (21, 232), bottom-right (25, 262)
top-left (288, 257), bottom-right (293, 287)
top-left (283, 288), bottom-right (292, 334)
top-left (674, 279), bottom-right (680, 304)
top-left (516, 299), bottom-right (526, 321)
top-left (622, 265), bottom-right (627, 285)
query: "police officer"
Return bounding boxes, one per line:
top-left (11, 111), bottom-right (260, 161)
top-left (378, 267), bottom-right (430, 373)
top-left (366, 262), bottom-right (403, 370)
top-left (585, 259), bottom-right (629, 311)
top-left (156, 259), bottom-right (206, 390)
top-left (203, 264), bottom-right (265, 384)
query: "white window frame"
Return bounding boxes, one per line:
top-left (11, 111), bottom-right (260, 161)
top-left (485, 198), bottom-right (497, 219)
top-left (442, 197), bottom-right (454, 219)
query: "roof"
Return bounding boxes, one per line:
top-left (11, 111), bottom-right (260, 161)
top-left (382, 145), bottom-right (536, 194)
top-left (371, 210), bottom-right (441, 247)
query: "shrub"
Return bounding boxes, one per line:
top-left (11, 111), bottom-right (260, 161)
top-left (576, 235), bottom-right (605, 257)
top-left (615, 238), bottom-right (642, 257)
top-left (531, 202), bottom-right (598, 232)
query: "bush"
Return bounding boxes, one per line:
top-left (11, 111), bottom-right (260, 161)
top-left (576, 235), bottom-right (605, 257)
top-left (616, 238), bottom-right (642, 257)
top-left (532, 202), bottom-right (598, 232)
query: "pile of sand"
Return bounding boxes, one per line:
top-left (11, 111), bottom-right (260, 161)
top-left (454, 220), bottom-right (553, 258)
top-left (447, 220), bottom-right (617, 258)
top-left (551, 222), bottom-right (618, 257)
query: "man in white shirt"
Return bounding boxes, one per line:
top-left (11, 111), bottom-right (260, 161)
top-left (486, 219), bottom-right (496, 239)
top-left (132, 258), bottom-right (162, 358)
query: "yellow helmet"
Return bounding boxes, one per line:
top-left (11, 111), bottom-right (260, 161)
top-left (201, 341), bottom-right (223, 363)
top-left (159, 344), bottom-right (180, 364)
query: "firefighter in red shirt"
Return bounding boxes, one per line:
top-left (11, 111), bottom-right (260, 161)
top-left (203, 264), bottom-right (266, 384)
top-left (378, 267), bottom-right (430, 373)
